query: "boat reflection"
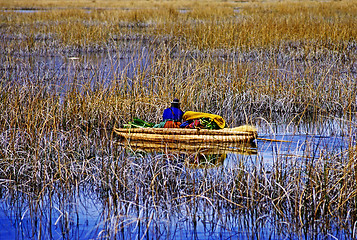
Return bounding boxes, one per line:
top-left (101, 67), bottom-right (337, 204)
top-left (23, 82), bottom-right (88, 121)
top-left (120, 140), bottom-right (258, 168)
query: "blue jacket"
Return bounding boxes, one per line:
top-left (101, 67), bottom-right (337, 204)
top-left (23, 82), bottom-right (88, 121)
top-left (162, 107), bottom-right (184, 122)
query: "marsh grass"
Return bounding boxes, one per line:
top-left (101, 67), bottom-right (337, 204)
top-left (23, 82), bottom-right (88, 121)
top-left (0, 0), bottom-right (357, 238)
top-left (1, 0), bottom-right (356, 49)
top-left (1, 129), bottom-right (356, 238)
top-left (1, 1), bottom-right (356, 121)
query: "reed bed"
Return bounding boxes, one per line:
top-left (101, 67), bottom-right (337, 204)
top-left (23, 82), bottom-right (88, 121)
top-left (1, 0), bottom-right (356, 49)
top-left (1, 39), bottom-right (356, 125)
top-left (0, 53), bottom-right (356, 238)
top-left (0, 0), bottom-right (357, 238)
top-left (0, 124), bottom-right (356, 238)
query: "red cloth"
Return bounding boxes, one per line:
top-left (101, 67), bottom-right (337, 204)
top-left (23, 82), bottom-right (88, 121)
top-left (186, 120), bottom-right (201, 128)
top-left (164, 121), bottom-right (181, 128)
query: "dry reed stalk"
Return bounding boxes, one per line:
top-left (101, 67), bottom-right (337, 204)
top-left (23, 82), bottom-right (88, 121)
top-left (0, 0), bottom-right (356, 238)
top-left (1, 1), bottom-right (356, 49)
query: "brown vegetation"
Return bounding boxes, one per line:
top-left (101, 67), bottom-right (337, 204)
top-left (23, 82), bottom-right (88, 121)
top-left (0, 0), bottom-right (356, 239)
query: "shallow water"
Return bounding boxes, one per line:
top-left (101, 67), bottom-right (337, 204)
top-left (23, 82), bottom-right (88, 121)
top-left (1, 49), bottom-right (356, 239)
top-left (1, 9), bottom-right (48, 13)
top-left (1, 49), bottom-right (152, 87)
top-left (0, 128), bottom-right (355, 239)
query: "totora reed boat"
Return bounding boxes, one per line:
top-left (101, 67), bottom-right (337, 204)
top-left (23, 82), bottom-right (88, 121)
top-left (114, 125), bottom-right (257, 144)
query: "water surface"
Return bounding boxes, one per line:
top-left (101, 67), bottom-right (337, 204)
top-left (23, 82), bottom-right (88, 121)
top-left (0, 49), bottom-right (356, 239)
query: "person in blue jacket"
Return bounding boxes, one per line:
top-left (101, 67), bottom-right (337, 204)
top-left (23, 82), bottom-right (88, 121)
top-left (163, 98), bottom-right (184, 122)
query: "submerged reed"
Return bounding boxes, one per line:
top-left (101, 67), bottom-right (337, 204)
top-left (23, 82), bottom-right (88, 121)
top-left (0, 120), bottom-right (356, 238)
top-left (0, 61), bottom-right (356, 238)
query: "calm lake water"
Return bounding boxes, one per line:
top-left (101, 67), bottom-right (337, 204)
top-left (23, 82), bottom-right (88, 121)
top-left (1, 49), bottom-right (356, 239)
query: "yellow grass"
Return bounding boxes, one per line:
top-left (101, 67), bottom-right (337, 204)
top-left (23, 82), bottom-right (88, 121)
top-left (0, 2), bottom-right (357, 238)
top-left (1, 0), bottom-right (236, 9)
top-left (1, 0), bottom-right (356, 48)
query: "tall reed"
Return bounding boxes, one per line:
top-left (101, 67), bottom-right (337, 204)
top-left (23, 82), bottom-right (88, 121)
top-left (0, 0), bottom-right (356, 239)
top-left (1, 1), bottom-right (356, 49)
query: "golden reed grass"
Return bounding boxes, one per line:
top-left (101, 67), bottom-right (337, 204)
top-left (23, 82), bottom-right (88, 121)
top-left (0, 0), bottom-right (356, 238)
top-left (0, 0), bottom-right (356, 48)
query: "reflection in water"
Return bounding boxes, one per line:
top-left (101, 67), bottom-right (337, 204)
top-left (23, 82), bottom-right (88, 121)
top-left (121, 140), bottom-right (258, 169)
top-left (0, 184), bottom-right (101, 239)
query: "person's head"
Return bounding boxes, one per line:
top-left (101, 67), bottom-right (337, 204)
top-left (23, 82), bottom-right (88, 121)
top-left (171, 98), bottom-right (181, 108)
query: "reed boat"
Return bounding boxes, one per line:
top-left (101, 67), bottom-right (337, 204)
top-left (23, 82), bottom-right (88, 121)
top-left (114, 125), bottom-right (257, 144)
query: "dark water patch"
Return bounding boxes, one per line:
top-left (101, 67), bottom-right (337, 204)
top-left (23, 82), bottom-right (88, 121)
top-left (178, 9), bottom-right (192, 14)
top-left (1, 8), bottom-right (49, 13)
top-left (0, 7), bottom-right (127, 14)
top-left (233, 7), bottom-right (242, 13)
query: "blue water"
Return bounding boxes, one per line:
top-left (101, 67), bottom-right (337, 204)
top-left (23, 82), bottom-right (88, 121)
top-left (0, 131), bottom-right (354, 239)
top-left (1, 47), bottom-right (356, 239)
